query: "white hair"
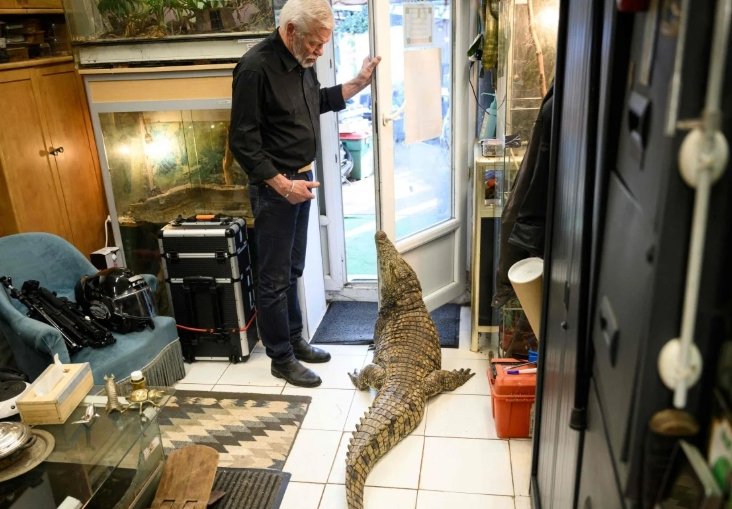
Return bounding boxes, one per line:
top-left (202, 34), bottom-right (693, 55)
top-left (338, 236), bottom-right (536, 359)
top-left (279, 0), bottom-right (334, 33)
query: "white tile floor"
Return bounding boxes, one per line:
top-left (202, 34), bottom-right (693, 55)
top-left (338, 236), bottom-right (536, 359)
top-left (174, 307), bottom-right (533, 509)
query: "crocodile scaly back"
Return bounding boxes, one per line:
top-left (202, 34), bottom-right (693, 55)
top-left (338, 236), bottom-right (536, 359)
top-left (345, 231), bottom-right (474, 509)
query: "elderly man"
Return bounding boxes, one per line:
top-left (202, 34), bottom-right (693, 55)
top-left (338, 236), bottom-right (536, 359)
top-left (229, 0), bottom-right (380, 387)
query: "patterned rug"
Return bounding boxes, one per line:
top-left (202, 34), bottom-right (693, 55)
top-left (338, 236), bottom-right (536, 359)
top-left (158, 391), bottom-right (311, 470)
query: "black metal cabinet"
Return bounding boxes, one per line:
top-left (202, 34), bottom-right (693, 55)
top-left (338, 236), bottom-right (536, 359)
top-left (533, 0), bottom-right (732, 508)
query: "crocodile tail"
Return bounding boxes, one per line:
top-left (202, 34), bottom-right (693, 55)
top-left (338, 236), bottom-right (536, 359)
top-left (345, 389), bottom-right (426, 509)
top-left (345, 460), bottom-right (366, 509)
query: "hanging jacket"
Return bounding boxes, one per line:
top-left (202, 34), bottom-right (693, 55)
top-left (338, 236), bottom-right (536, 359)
top-left (493, 84), bottom-right (554, 308)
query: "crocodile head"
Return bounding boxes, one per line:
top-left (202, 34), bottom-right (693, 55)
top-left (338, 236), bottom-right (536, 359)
top-left (375, 230), bottom-right (422, 307)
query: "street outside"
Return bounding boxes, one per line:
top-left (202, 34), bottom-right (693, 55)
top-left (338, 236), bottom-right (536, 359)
top-left (341, 140), bottom-right (451, 280)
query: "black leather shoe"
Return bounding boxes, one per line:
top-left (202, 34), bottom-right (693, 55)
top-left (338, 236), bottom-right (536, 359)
top-left (271, 358), bottom-right (322, 387)
top-left (291, 338), bottom-right (331, 363)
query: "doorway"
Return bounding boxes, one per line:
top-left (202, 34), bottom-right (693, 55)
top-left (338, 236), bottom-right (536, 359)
top-left (326, 0), bottom-right (466, 309)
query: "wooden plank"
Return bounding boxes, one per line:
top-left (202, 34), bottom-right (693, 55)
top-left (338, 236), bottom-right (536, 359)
top-left (0, 56), bottom-right (74, 72)
top-left (150, 445), bottom-right (219, 509)
top-left (87, 75), bottom-right (232, 102)
top-left (78, 63), bottom-right (236, 75)
top-left (0, 8), bottom-right (63, 13)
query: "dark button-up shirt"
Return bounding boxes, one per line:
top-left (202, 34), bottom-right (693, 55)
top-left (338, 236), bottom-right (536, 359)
top-left (229, 30), bottom-right (346, 184)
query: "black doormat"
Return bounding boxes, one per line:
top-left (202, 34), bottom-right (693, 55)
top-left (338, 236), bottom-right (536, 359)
top-left (311, 302), bottom-right (461, 348)
top-left (211, 467), bottom-right (290, 509)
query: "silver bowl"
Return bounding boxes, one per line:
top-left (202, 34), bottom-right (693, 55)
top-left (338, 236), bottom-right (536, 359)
top-left (0, 421), bottom-right (34, 459)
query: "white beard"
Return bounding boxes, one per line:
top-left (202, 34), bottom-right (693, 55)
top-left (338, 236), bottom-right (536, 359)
top-left (292, 34), bottom-right (317, 68)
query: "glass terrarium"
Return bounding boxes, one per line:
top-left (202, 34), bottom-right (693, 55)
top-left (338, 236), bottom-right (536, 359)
top-left (500, 298), bottom-right (538, 358)
top-left (496, 0), bottom-right (559, 198)
top-left (490, 0), bottom-right (558, 347)
top-left (98, 109), bottom-right (252, 312)
top-left (497, 0), bottom-right (558, 141)
top-left (62, 0), bottom-right (277, 42)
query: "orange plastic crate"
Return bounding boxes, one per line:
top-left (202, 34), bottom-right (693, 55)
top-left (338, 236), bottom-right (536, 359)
top-left (487, 358), bottom-right (537, 438)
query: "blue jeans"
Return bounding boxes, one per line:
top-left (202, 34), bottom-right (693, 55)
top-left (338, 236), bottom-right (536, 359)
top-left (248, 172), bottom-right (311, 363)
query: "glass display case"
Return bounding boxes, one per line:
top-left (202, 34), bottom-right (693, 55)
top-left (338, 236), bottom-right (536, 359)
top-left (82, 69), bottom-right (251, 315)
top-left (470, 0), bottom-right (558, 351)
top-left (494, 0), bottom-right (557, 352)
top-left (471, 143), bottom-right (510, 351)
top-left (61, 0), bottom-right (279, 66)
top-left (497, 0), bottom-right (558, 146)
top-left (62, 0), bottom-right (276, 42)
top-left (98, 108), bottom-right (251, 290)
top-left (499, 297), bottom-right (537, 358)
top-left (100, 109), bottom-right (249, 223)
top-left (0, 12), bottom-right (71, 65)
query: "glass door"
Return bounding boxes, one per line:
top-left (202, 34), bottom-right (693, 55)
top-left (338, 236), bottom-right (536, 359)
top-left (328, 0), bottom-right (468, 309)
top-left (333, 0), bottom-right (377, 281)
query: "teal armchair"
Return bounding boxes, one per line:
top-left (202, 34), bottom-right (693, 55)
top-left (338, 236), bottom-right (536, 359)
top-left (0, 233), bottom-right (185, 388)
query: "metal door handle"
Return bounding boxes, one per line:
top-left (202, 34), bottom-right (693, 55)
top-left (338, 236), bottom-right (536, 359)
top-left (49, 147), bottom-right (64, 156)
top-left (382, 109), bottom-right (402, 126)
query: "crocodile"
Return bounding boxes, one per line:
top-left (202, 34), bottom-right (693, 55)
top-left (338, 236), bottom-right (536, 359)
top-left (345, 231), bottom-right (475, 509)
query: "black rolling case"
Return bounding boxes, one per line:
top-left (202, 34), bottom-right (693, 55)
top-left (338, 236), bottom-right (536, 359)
top-left (158, 216), bottom-right (257, 363)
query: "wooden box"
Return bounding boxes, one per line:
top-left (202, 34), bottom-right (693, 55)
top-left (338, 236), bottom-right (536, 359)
top-left (17, 362), bottom-right (93, 425)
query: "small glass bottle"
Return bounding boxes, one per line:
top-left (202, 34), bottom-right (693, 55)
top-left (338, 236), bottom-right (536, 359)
top-left (130, 370), bottom-right (147, 391)
top-left (47, 23), bottom-right (67, 56)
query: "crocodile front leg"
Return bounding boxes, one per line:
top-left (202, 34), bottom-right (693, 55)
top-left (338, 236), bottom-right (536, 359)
top-left (348, 363), bottom-right (386, 391)
top-left (423, 368), bottom-right (475, 397)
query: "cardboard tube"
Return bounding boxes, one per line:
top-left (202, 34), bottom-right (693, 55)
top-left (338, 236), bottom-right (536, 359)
top-left (508, 257), bottom-right (544, 338)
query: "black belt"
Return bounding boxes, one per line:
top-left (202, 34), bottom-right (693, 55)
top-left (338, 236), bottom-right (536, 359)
top-left (280, 162), bottom-right (313, 179)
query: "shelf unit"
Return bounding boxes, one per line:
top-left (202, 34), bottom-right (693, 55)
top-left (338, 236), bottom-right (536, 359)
top-left (0, 0), bottom-right (71, 66)
top-left (470, 144), bottom-right (503, 351)
top-left (470, 0), bottom-right (558, 353)
top-left (0, 8), bottom-right (62, 14)
top-left (0, 0), bottom-right (63, 9)
top-left (0, 54), bottom-right (70, 70)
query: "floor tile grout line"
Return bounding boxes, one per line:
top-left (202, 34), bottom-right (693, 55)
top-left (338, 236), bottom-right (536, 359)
top-left (215, 361), bottom-right (231, 386)
top-left (188, 313), bottom-right (530, 507)
top-left (416, 411), bottom-right (428, 493)
top-left (325, 430), bottom-right (348, 486)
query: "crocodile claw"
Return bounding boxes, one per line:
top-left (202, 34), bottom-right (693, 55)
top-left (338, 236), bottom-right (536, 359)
top-left (348, 369), bottom-right (360, 387)
top-left (458, 368), bottom-right (476, 381)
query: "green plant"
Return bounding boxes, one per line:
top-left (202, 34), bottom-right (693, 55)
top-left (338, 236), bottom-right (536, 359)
top-left (98, 0), bottom-right (142, 18)
top-left (144, 0), bottom-right (178, 29)
top-left (98, 0), bottom-right (175, 37)
top-left (98, 0), bottom-right (143, 32)
top-left (188, 146), bottom-right (225, 184)
top-left (501, 297), bottom-right (523, 330)
top-left (181, 0), bottom-right (227, 9)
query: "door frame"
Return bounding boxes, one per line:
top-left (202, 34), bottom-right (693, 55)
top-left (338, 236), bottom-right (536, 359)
top-left (321, 0), bottom-right (471, 309)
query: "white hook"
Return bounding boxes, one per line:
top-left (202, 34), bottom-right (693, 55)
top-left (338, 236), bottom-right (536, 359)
top-left (658, 0), bottom-right (731, 409)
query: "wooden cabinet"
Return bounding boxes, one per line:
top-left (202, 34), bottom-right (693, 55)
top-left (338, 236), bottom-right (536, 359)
top-left (0, 61), bottom-right (107, 256)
